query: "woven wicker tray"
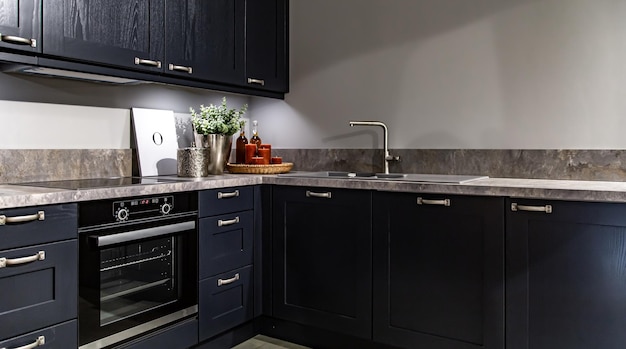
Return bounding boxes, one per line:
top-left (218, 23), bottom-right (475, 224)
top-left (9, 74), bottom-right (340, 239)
top-left (226, 162), bottom-right (293, 174)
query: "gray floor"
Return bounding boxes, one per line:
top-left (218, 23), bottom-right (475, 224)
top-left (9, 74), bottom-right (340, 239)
top-left (231, 335), bottom-right (311, 349)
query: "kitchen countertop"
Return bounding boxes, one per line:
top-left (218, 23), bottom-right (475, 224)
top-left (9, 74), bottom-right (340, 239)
top-left (3, 174), bottom-right (626, 209)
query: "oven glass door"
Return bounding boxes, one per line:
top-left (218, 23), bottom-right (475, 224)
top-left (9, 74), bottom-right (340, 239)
top-left (79, 216), bottom-right (197, 348)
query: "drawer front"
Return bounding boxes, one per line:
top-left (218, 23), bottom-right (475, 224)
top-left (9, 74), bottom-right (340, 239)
top-left (0, 320), bottom-right (77, 348)
top-left (199, 265), bottom-right (253, 341)
top-left (0, 203), bottom-right (77, 250)
top-left (199, 187), bottom-right (253, 217)
top-left (199, 210), bottom-right (253, 279)
top-left (0, 240), bottom-right (77, 340)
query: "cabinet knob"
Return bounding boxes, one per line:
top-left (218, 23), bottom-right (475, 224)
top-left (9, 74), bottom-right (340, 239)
top-left (306, 191), bottom-right (332, 199)
top-left (5, 335), bottom-right (45, 349)
top-left (217, 273), bottom-right (240, 286)
top-left (134, 57), bottom-right (162, 68)
top-left (168, 64), bottom-right (193, 74)
top-left (0, 211), bottom-right (45, 225)
top-left (417, 197), bottom-right (451, 206)
top-left (218, 190), bottom-right (240, 199)
top-left (511, 203), bottom-right (552, 213)
top-left (247, 77), bottom-right (265, 86)
top-left (0, 251), bottom-right (45, 269)
top-left (0, 33), bottom-right (36, 48)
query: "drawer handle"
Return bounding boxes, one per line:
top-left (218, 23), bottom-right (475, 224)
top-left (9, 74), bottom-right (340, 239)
top-left (247, 77), bottom-right (265, 86)
top-left (217, 273), bottom-right (240, 286)
top-left (0, 251), bottom-right (45, 268)
top-left (0, 34), bottom-right (36, 48)
top-left (218, 216), bottom-right (240, 227)
top-left (217, 190), bottom-right (240, 199)
top-left (511, 203), bottom-right (553, 214)
top-left (134, 57), bottom-right (162, 68)
top-left (417, 197), bottom-right (451, 206)
top-left (0, 211), bottom-right (45, 225)
top-left (6, 335), bottom-right (45, 349)
top-left (306, 191), bottom-right (332, 199)
top-left (168, 63), bottom-right (193, 74)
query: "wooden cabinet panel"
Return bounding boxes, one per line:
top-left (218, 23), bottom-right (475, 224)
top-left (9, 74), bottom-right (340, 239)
top-left (165, 0), bottom-right (244, 83)
top-left (244, 0), bottom-right (287, 92)
top-left (199, 186), bottom-right (253, 218)
top-left (43, 0), bottom-right (165, 72)
top-left (0, 320), bottom-right (76, 349)
top-left (373, 192), bottom-right (505, 349)
top-left (0, 240), bottom-right (77, 340)
top-left (0, 0), bottom-right (40, 53)
top-left (507, 199), bottom-right (626, 349)
top-left (272, 186), bottom-right (372, 339)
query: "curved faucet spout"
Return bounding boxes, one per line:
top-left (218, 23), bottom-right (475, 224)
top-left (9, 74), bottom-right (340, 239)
top-left (349, 120), bottom-right (399, 174)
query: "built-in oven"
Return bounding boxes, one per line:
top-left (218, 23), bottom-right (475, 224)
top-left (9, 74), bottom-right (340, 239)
top-left (77, 191), bottom-right (198, 349)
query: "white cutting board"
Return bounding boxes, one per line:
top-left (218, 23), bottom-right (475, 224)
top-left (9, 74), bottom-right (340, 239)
top-left (132, 108), bottom-right (178, 176)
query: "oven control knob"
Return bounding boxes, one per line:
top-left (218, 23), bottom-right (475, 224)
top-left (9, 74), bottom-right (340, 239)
top-left (116, 207), bottom-right (130, 222)
top-left (160, 203), bottom-right (172, 215)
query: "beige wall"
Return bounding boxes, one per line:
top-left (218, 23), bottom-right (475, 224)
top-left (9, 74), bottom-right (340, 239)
top-left (253, 0), bottom-right (626, 149)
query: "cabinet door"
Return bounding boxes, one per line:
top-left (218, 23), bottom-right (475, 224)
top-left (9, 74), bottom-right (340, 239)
top-left (43, 0), bottom-right (164, 72)
top-left (244, 0), bottom-right (287, 92)
top-left (165, 0), bottom-right (244, 83)
top-left (272, 186), bottom-right (372, 339)
top-left (507, 199), bottom-right (626, 349)
top-left (373, 192), bottom-right (505, 349)
top-left (0, 0), bottom-right (40, 53)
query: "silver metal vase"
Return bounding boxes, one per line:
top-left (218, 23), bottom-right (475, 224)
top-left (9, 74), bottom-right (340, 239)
top-left (206, 134), bottom-right (232, 175)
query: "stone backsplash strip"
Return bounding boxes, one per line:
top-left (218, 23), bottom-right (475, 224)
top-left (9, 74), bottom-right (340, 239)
top-left (0, 149), bottom-right (131, 184)
top-left (2, 149), bottom-right (626, 184)
top-left (272, 149), bottom-right (626, 182)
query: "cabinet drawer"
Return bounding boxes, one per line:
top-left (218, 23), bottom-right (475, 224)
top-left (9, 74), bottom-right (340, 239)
top-left (0, 203), bottom-right (77, 250)
top-left (0, 240), bottom-right (77, 340)
top-left (199, 187), bottom-right (253, 217)
top-left (199, 265), bottom-right (253, 341)
top-left (199, 210), bottom-right (253, 279)
top-left (0, 320), bottom-right (76, 349)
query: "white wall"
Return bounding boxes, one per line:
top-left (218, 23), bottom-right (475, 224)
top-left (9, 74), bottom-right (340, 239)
top-left (253, 0), bottom-right (626, 149)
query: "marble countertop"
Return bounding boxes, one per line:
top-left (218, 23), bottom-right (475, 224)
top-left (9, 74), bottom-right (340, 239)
top-left (3, 174), bottom-right (626, 209)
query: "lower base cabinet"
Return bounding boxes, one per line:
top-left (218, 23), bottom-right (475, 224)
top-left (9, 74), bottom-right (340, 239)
top-left (0, 320), bottom-right (76, 349)
top-left (373, 192), bottom-right (505, 349)
top-left (507, 199), bottom-right (626, 349)
top-left (199, 265), bottom-right (253, 341)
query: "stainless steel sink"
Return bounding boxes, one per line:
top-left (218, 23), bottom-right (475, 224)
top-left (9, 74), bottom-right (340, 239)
top-left (278, 171), bottom-right (488, 184)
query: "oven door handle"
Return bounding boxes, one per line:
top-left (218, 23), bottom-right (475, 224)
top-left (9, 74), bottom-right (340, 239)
top-left (92, 221), bottom-right (195, 247)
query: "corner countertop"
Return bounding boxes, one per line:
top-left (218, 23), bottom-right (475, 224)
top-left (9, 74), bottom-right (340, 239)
top-left (3, 174), bottom-right (626, 209)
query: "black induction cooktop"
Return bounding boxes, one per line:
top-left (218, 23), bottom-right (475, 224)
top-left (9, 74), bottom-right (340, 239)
top-left (17, 176), bottom-right (187, 190)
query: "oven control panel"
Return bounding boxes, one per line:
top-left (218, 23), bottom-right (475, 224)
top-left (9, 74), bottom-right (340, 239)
top-left (113, 196), bottom-right (174, 221)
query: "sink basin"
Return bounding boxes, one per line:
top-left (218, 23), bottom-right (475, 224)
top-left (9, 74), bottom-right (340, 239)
top-left (278, 172), bottom-right (488, 184)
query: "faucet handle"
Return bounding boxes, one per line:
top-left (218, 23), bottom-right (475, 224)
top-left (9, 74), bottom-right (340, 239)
top-left (386, 154), bottom-right (400, 162)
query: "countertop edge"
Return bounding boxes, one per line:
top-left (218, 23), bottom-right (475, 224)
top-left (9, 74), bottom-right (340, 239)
top-left (3, 175), bottom-right (626, 209)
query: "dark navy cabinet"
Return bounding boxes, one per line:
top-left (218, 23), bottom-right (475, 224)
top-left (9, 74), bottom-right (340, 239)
top-left (0, 0), bottom-right (40, 54)
top-left (506, 199), bottom-right (626, 349)
top-left (198, 186), bottom-right (255, 342)
top-left (243, 0), bottom-right (288, 93)
top-left (373, 192), bottom-right (505, 349)
top-left (271, 186), bottom-right (372, 339)
top-left (43, 0), bottom-right (165, 73)
top-left (0, 203), bottom-right (77, 343)
top-left (165, 0), bottom-right (245, 84)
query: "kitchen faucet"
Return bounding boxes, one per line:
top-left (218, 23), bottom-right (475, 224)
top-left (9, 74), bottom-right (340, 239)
top-left (348, 121), bottom-right (400, 174)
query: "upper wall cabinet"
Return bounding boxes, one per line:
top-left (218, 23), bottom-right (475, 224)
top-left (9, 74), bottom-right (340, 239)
top-left (42, 0), bottom-right (165, 73)
top-left (244, 0), bottom-right (288, 93)
top-left (165, 0), bottom-right (245, 84)
top-left (0, 0), bottom-right (41, 54)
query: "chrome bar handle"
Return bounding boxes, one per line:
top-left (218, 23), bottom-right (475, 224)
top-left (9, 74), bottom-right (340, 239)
top-left (94, 221), bottom-right (195, 247)
top-left (247, 77), bottom-right (265, 86)
top-left (306, 191), bottom-right (332, 199)
top-left (0, 251), bottom-right (45, 268)
top-left (417, 197), bottom-right (451, 206)
top-left (168, 63), bottom-right (193, 74)
top-left (218, 216), bottom-right (240, 227)
top-left (217, 273), bottom-right (240, 286)
top-left (134, 57), bottom-right (162, 68)
top-left (511, 203), bottom-right (552, 214)
top-left (0, 211), bottom-right (45, 225)
top-left (218, 190), bottom-right (240, 199)
top-left (0, 33), bottom-right (36, 48)
top-left (5, 336), bottom-right (45, 349)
